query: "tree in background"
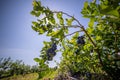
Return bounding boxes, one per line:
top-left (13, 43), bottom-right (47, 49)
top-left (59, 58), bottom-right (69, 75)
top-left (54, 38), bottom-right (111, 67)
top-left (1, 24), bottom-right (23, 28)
top-left (31, 0), bottom-right (120, 80)
top-left (0, 57), bottom-right (39, 79)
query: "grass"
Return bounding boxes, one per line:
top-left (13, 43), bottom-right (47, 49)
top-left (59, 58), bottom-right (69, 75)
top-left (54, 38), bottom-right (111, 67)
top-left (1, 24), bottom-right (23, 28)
top-left (1, 70), bottom-right (58, 80)
top-left (2, 73), bottom-right (39, 80)
top-left (40, 70), bottom-right (58, 80)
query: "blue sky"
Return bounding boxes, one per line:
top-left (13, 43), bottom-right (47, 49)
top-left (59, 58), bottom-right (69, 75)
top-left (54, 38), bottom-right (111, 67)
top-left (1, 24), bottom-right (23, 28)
top-left (0, 0), bottom-right (90, 67)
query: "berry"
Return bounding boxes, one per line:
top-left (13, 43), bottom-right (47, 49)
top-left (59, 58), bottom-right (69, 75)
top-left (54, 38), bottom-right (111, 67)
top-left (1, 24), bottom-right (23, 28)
top-left (77, 36), bottom-right (85, 44)
top-left (46, 43), bottom-right (57, 60)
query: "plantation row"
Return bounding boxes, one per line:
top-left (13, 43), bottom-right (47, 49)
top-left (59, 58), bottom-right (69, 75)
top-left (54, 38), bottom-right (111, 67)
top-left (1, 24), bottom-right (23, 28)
top-left (0, 57), bottom-right (39, 79)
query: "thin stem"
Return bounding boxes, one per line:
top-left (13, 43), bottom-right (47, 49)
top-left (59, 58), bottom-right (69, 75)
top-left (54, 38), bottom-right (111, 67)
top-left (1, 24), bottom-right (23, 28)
top-left (57, 25), bottom-right (80, 28)
top-left (65, 30), bottom-right (82, 37)
top-left (64, 25), bottom-right (80, 28)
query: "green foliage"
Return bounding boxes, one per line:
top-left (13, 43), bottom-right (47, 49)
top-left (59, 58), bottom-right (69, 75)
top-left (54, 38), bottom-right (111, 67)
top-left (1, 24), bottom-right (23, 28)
top-left (57, 12), bottom-right (64, 25)
top-left (81, 0), bottom-right (120, 79)
top-left (0, 57), bottom-right (40, 79)
top-left (34, 58), bottom-right (41, 62)
top-left (2, 73), bottom-right (38, 80)
top-left (31, 0), bottom-right (120, 79)
top-left (66, 17), bottom-right (74, 26)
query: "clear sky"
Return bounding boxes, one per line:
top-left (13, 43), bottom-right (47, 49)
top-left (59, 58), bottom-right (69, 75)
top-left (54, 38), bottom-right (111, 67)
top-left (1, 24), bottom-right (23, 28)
top-left (0, 0), bottom-right (90, 67)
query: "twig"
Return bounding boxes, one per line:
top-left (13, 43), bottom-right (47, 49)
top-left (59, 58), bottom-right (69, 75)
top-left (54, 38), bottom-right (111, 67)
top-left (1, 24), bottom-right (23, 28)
top-left (64, 25), bottom-right (80, 28)
top-left (53, 11), bottom-right (74, 19)
top-left (65, 30), bottom-right (82, 37)
top-left (56, 25), bottom-right (80, 29)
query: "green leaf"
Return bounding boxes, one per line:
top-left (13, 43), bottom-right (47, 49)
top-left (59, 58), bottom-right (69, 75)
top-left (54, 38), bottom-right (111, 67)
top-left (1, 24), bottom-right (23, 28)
top-left (32, 26), bottom-right (38, 32)
top-left (100, 4), bottom-right (108, 10)
top-left (96, 36), bottom-right (102, 41)
top-left (38, 28), bottom-right (45, 34)
top-left (87, 26), bottom-right (94, 34)
top-left (32, 21), bottom-right (38, 26)
top-left (49, 17), bottom-right (55, 24)
top-left (100, 5), bottom-right (119, 17)
top-left (36, 11), bottom-right (41, 17)
top-left (30, 11), bottom-right (36, 15)
top-left (60, 17), bottom-right (64, 25)
top-left (88, 18), bottom-right (94, 27)
top-left (72, 32), bottom-right (79, 39)
top-left (57, 13), bottom-right (64, 25)
top-left (30, 11), bottom-right (41, 17)
top-left (64, 27), bottom-right (68, 34)
top-left (66, 17), bottom-right (74, 26)
top-left (32, 1), bottom-right (43, 12)
top-left (106, 10), bottom-right (119, 17)
top-left (48, 28), bottom-right (64, 39)
top-left (32, 1), bottom-right (39, 7)
top-left (84, 1), bottom-right (88, 9)
top-left (84, 43), bottom-right (92, 51)
top-left (34, 58), bottom-right (40, 62)
top-left (57, 12), bottom-right (62, 18)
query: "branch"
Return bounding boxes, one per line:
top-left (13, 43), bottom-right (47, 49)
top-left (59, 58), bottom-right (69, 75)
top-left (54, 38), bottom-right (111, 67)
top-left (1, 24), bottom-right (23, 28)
top-left (64, 25), bottom-right (80, 28)
top-left (56, 25), bottom-right (80, 29)
top-left (65, 30), bottom-right (82, 37)
top-left (53, 11), bottom-right (96, 46)
top-left (53, 11), bottom-right (104, 66)
top-left (53, 11), bottom-right (75, 20)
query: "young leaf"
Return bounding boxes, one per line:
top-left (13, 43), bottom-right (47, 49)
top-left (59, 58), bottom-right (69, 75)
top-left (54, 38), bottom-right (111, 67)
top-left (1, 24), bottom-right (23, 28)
top-left (38, 28), bottom-right (45, 34)
top-left (57, 12), bottom-right (62, 18)
top-left (88, 18), bottom-right (94, 27)
top-left (66, 17), bottom-right (74, 26)
top-left (57, 13), bottom-right (64, 25)
top-left (34, 58), bottom-right (40, 62)
top-left (84, 1), bottom-right (88, 9)
top-left (30, 10), bottom-right (36, 15)
top-left (96, 36), bottom-right (102, 41)
top-left (30, 10), bottom-right (41, 17)
top-left (106, 10), bottom-right (119, 17)
top-left (100, 5), bottom-right (119, 17)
